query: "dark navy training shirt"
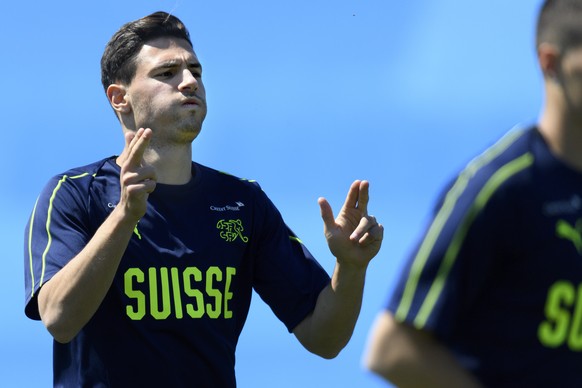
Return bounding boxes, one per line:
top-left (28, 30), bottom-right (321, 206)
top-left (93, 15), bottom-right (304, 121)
top-left (25, 158), bottom-right (330, 387)
top-left (389, 126), bottom-right (582, 387)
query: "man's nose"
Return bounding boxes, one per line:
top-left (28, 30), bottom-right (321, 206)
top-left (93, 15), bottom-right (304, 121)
top-left (179, 69), bottom-right (198, 91)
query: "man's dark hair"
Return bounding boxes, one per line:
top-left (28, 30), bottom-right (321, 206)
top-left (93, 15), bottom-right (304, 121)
top-left (100, 11), bottom-right (193, 92)
top-left (537, 0), bottom-right (582, 51)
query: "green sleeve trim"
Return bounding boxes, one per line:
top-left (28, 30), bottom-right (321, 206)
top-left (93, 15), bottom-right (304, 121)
top-left (218, 170), bottom-right (257, 183)
top-left (413, 152), bottom-right (534, 328)
top-left (27, 197), bottom-right (40, 299)
top-left (28, 172), bottom-right (91, 298)
top-left (289, 236), bottom-right (304, 245)
top-left (394, 129), bottom-right (528, 326)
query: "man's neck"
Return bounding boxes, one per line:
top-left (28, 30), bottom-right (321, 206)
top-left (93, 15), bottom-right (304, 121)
top-left (538, 107), bottom-right (582, 172)
top-left (144, 144), bottom-right (193, 185)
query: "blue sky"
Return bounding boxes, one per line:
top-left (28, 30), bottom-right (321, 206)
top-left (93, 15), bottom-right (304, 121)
top-left (2, 1), bottom-right (542, 386)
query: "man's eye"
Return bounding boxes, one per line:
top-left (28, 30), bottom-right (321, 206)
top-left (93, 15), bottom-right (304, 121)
top-left (158, 71), bottom-right (174, 77)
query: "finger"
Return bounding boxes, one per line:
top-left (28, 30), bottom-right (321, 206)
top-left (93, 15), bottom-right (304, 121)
top-left (357, 180), bottom-right (370, 215)
top-left (357, 223), bottom-right (384, 246)
top-left (125, 176), bottom-right (157, 196)
top-left (125, 128), bottom-right (142, 154)
top-left (350, 215), bottom-right (379, 241)
top-left (117, 131), bottom-right (136, 165)
top-left (125, 130), bottom-right (137, 149)
top-left (342, 180), bottom-right (362, 211)
top-left (126, 128), bottom-right (152, 169)
top-left (122, 164), bottom-right (157, 187)
top-left (318, 197), bottom-right (335, 230)
top-left (120, 129), bottom-right (142, 165)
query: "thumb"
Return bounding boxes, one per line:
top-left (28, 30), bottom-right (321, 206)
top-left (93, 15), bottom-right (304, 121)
top-left (318, 197), bottom-right (335, 230)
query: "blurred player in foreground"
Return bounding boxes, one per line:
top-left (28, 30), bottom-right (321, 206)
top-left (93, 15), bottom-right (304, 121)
top-left (365, 0), bottom-right (582, 386)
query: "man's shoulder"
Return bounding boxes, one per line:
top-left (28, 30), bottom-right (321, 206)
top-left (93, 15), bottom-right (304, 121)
top-left (54, 157), bottom-right (116, 179)
top-left (469, 125), bottom-right (534, 170)
top-left (42, 157), bottom-right (117, 195)
top-left (195, 162), bottom-right (262, 190)
top-left (456, 125), bottom-right (537, 190)
top-left (430, 126), bottom-right (537, 214)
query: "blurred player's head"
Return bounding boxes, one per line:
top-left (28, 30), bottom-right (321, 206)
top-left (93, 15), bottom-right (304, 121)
top-left (537, 0), bottom-right (582, 118)
top-left (537, 0), bottom-right (582, 52)
top-left (101, 11), bottom-right (193, 93)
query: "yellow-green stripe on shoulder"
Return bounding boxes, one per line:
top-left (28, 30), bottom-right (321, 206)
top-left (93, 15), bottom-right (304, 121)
top-left (27, 172), bottom-right (93, 298)
top-left (394, 129), bottom-right (531, 327)
top-left (27, 197), bottom-right (40, 300)
top-left (219, 170), bottom-right (257, 183)
top-left (289, 236), bottom-right (304, 244)
top-left (413, 152), bottom-right (533, 327)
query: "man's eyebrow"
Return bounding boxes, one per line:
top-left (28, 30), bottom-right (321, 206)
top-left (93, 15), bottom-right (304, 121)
top-left (189, 62), bottom-right (203, 72)
top-left (152, 60), bottom-right (202, 72)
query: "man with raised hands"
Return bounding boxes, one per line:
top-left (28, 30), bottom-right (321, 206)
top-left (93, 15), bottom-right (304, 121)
top-left (24, 11), bottom-right (383, 387)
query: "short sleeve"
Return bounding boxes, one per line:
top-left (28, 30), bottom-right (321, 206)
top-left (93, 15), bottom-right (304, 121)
top-left (24, 173), bottom-right (93, 320)
top-left (249, 189), bottom-right (330, 332)
top-left (387, 173), bottom-right (511, 340)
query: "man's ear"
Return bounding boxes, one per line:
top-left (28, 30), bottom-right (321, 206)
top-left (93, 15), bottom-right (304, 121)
top-left (538, 42), bottom-right (561, 81)
top-left (106, 84), bottom-right (131, 114)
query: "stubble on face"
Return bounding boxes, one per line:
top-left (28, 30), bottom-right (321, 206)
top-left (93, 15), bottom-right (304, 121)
top-left (125, 37), bottom-right (208, 145)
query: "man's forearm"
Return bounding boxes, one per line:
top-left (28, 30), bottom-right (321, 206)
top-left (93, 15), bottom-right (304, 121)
top-left (293, 262), bottom-right (367, 358)
top-left (38, 207), bottom-right (137, 343)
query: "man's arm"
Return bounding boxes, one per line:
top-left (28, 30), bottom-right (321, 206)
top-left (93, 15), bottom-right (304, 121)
top-left (364, 311), bottom-right (483, 388)
top-left (37, 128), bottom-right (156, 343)
top-left (293, 180), bottom-right (383, 358)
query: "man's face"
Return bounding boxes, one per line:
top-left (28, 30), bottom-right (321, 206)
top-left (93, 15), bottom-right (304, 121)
top-left (558, 45), bottom-right (582, 118)
top-left (125, 36), bottom-right (207, 144)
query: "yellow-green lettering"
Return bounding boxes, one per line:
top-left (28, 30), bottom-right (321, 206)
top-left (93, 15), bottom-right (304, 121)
top-left (539, 280), bottom-right (575, 348)
top-left (224, 267), bottom-right (236, 319)
top-left (568, 284), bottom-right (582, 350)
top-left (206, 266), bottom-right (222, 319)
top-left (171, 267), bottom-right (184, 319)
top-left (125, 268), bottom-right (146, 320)
top-left (149, 267), bottom-right (171, 320)
top-left (184, 267), bottom-right (204, 318)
